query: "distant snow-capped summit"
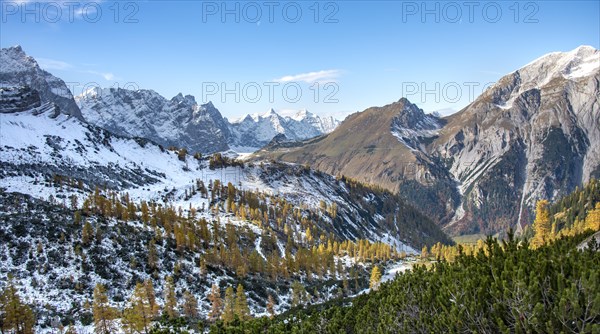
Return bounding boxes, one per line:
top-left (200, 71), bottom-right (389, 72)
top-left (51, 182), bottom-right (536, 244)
top-left (227, 108), bottom-right (340, 149)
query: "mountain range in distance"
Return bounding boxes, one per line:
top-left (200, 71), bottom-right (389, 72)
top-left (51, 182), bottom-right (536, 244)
top-left (74, 85), bottom-right (340, 155)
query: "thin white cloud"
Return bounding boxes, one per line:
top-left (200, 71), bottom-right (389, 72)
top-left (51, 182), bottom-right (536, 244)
top-left (33, 54), bottom-right (117, 81)
top-left (37, 58), bottom-right (72, 71)
top-left (85, 70), bottom-right (117, 81)
top-left (274, 70), bottom-right (342, 84)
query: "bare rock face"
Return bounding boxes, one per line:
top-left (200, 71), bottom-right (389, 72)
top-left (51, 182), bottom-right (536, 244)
top-left (0, 86), bottom-right (41, 113)
top-left (0, 46), bottom-right (82, 119)
top-left (258, 98), bottom-right (461, 225)
top-left (432, 45), bottom-right (600, 234)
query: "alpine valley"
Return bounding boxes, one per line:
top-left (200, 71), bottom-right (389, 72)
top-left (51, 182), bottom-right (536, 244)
top-left (0, 44), bottom-right (599, 333)
top-left (0, 45), bottom-right (445, 332)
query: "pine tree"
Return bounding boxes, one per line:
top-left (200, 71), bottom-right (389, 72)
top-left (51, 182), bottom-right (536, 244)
top-left (92, 283), bottom-right (117, 334)
top-left (82, 221), bottom-right (94, 246)
top-left (305, 227), bottom-right (313, 245)
top-left (532, 200), bottom-right (551, 247)
top-left (369, 265), bottom-right (382, 291)
top-left (163, 275), bottom-right (178, 319)
top-left (143, 279), bottom-right (160, 318)
top-left (148, 239), bottom-right (158, 272)
top-left (290, 281), bottom-right (306, 308)
top-left (199, 256), bottom-right (207, 276)
top-left (141, 201), bottom-right (150, 224)
top-left (73, 210), bottom-right (82, 225)
top-left (207, 284), bottom-right (222, 322)
top-left (266, 295), bottom-right (276, 319)
top-left (70, 195), bottom-right (78, 210)
top-left (222, 286), bottom-right (236, 324)
top-left (234, 284), bottom-right (251, 321)
top-left (0, 278), bottom-right (35, 334)
top-left (123, 283), bottom-right (153, 334)
top-left (342, 276), bottom-right (350, 296)
top-left (181, 290), bottom-right (199, 319)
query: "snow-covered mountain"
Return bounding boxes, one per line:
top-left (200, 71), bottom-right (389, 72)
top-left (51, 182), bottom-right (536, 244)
top-left (76, 85), bottom-right (340, 154)
top-left (228, 108), bottom-right (340, 150)
top-left (0, 46), bottom-right (82, 119)
top-left (76, 87), bottom-right (231, 154)
top-left (289, 109), bottom-right (340, 133)
top-left (1, 45), bottom-right (340, 157)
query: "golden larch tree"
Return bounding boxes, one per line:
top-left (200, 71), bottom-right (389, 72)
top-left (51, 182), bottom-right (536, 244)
top-left (532, 200), bottom-right (551, 248)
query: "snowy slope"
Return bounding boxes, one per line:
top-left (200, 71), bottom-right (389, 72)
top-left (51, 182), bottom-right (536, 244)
top-left (494, 45), bottom-right (599, 109)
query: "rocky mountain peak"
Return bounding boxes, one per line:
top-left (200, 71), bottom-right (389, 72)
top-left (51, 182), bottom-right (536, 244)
top-left (0, 46), bottom-right (83, 119)
top-left (1, 45), bottom-right (36, 71)
top-left (263, 46), bottom-right (599, 236)
top-left (486, 46), bottom-right (599, 110)
top-left (389, 98), bottom-right (443, 152)
top-left (264, 108), bottom-right (277, 117)
top-left (171, 93), bottom-right (197, 107)
top-left (196, 101), bottom-right (223, 118)
top-left (391, 98), bottom-right (437, 129)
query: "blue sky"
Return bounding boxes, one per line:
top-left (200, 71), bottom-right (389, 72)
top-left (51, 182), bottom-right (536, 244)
top-left (1, 0), bottom-right (599, 120)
